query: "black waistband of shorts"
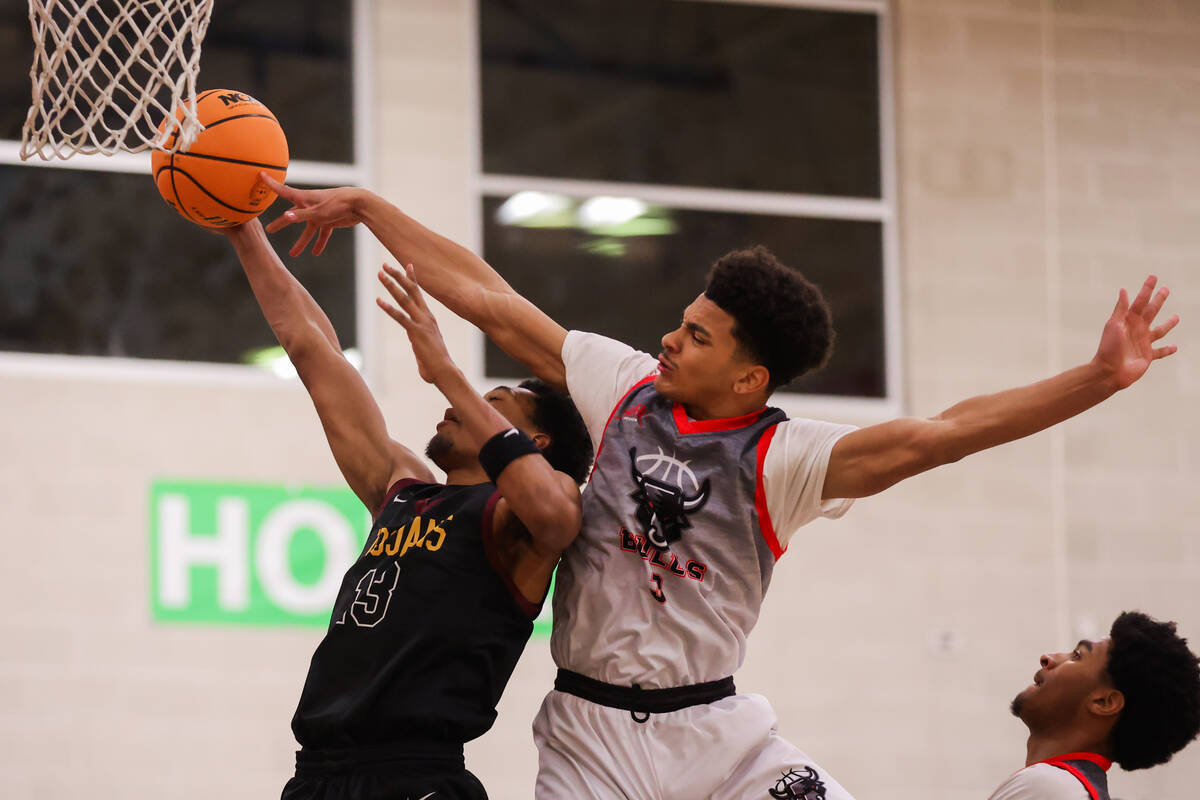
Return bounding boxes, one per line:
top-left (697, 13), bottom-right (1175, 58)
top-left (294, 740), bottom-right (464, 776)
top-left (554, 668), bottom-right (735, 715)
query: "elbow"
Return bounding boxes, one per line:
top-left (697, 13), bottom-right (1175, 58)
top-left (937, 449), bottom-right (965, 467)
top-left (277, 323), bottom-right (334, 367)
top-left (925, 418), bottom-right (970, 470)
top-left (470, 287), bottom-right (525, 334)
top-left (437, 284), bottom-right (490, 328)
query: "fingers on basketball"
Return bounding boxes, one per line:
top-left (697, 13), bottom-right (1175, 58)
top-left (152, 90), bottom-right (289, 230)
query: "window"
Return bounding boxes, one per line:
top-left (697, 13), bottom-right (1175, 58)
top-left (482, 197), bottom-right (884, 397)
top-left (0, 0), bottom-right (367, 370)
top-left (476, 0), bottom-right (897, 404)
top-left (0, 168), bottom-right (355, 363)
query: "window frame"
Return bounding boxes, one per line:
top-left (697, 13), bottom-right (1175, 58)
top-left (467, 0), bottom-right (902, 421)
top-left (0, 0), bottom-right (376, 387)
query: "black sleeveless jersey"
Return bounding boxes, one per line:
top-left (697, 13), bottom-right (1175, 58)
top-left (290, 479), bottom-right (538, 749)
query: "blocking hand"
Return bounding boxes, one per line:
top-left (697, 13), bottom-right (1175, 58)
top-left (377, 263), bottom-right (457, 385)
top-left (1093, 275), bottom-right (1179, 390)
top-left (260, 172), bottom-right (364, 258)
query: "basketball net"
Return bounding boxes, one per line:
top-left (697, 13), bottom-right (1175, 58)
top-left (20, 0), bottom-right (215, 161)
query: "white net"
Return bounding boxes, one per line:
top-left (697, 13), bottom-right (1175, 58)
top-left (20, 0), bottom-right (215, 161)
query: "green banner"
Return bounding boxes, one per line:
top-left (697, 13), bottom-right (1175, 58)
top-left (150, 480), bottom-right (370, 627)
top-left (149, 479), bottom-right (555, 635)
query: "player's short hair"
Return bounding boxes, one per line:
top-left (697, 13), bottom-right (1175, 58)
top-left (519, 378), bottom-right (593, 484)
top-left (1106, 611), bottom-right (1200, 770)
top-left (703, 246), bottom-right (834, 392)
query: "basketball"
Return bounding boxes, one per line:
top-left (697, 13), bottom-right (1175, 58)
top-left (151, 90), bottom-right (289, 228)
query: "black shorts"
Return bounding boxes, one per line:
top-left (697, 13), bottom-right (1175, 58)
top-left (281, 741), bottom-right (487, 800)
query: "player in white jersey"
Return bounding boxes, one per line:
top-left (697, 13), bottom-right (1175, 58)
top-left (258, 176), bottom-right (1180, 799)
top-left (989, 612), bottom-right (1200, 800)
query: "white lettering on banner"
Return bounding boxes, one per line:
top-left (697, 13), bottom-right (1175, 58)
top-left (158, 495), bottom-right (250, 611)
top-left (255, 499), bottom-right (357, 614)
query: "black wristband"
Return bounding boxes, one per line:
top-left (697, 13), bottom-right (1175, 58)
top-left (478, 427), bottom-right (541, 483)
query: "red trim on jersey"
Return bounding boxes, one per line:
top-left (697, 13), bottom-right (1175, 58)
top-left (374, 477), bottom-right (423, 519)
top-left (672, 403), bottom-right (768, 435)
top-left (1040, 753), bottom-right (1111, 800)
top-left (1042, 753), bottom-right (1112, 771)
top-left (1044, 762), bottom-right (1100, 800)
top-left (588, 374), bottom-right (657, 480)
top-left (480, 489), bottom-right (542, 619)
top-left (754, 423), bottom-right (785, 560)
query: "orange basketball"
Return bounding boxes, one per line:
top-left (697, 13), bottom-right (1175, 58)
top-left (151, 90), bottom-right (289, 228)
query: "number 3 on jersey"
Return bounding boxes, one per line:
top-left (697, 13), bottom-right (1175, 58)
top-left (649, 573), bottom-right (667, 604)
top-left (336, 560), bottom-right (400, 628)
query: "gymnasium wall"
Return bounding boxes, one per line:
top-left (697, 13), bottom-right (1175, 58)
top-left (2, 1), bottom-right (1198, 799)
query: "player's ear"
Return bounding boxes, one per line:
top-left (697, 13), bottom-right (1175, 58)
top-left (732, 364), bottom-right (770, 396)
top-left (531, 431), bottom-right (551, 452)
top-left (1089, 688), bottom-right (1124, 718)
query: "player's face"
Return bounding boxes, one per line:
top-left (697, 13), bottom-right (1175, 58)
top-left (485, 386), bottom-right (540, 434)
top-left (656, 294), bottom-right (758, 409)
top-left (426, 386), bottom-right (541, 471)
top-left (1010, 637), bottom-right (1112, 728)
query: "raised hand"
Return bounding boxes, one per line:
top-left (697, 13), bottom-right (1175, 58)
top-left (260, 172), bottom-right (366, 258)
top-left (376, 263), bottom-right (457, 385)
top-left (1093, 275), bottom-right (1179, 390)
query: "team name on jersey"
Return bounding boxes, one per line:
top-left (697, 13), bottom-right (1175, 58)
top-left (618, 528), bottom-right (707, 581)
top-left (365, 514), bottom-right (453, 560)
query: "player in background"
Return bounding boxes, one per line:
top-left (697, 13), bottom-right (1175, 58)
top-left (258, 176), bottom-right (1179, 799)
top-left (989, 611), bottom-right (1200, 800)
top-left (224, 219), bottom-right (592, 800)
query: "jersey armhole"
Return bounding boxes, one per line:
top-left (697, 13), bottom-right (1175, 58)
top-left (755, 423), bottom-right (785, 560)
top-left (480, 489), bottom-right (543, 619)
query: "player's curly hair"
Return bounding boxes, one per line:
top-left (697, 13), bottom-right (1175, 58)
top-left (520, 378), bottom-right (593, 484)
top-left (1106, 611), bottom-right (1200, 770)
top-left (703, 246), bottom-right (834, 392)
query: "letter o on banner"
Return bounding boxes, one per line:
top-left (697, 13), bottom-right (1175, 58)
top-left (256, 500), bottom-right (357, 614)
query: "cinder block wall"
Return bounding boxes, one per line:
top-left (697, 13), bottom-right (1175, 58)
top-left (1, 2), bottom-right (1197, 799)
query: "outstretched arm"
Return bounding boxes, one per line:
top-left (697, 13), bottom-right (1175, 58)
top-left (260, 176), bottom-right (569, 391)
top-left (225, 220), bottom-right (434, 511)
top-left (824, 276), bottom-right (1179, 499)
top-left (376, 262), bottom-right (581, 557)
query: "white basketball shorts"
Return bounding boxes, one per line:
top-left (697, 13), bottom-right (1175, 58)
top-left (532, 689), bottom-right (856, 800)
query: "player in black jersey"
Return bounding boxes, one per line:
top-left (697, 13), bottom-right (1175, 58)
top-left (223, 220), bottom-right (592, 800)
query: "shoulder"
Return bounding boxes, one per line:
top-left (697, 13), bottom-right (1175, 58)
top-left (562, 331), bottom-right (655, 380)
top-left (561, 331), bottom-right (658, 442)
top-left (764, 417), bottom-right (858, 466)
top-left (989, 764), bottom-right (1092, 800)
top-left (757, 417), bottom-right (860, 544)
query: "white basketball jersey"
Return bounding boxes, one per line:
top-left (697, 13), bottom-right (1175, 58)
top-left (550, 375), bottom-right (788, 687)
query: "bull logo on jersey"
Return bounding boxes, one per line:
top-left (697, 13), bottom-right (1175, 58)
top-left (769, 767), bottom-right (827, 800)
top-left (627, 447), bottom-right (710, 549)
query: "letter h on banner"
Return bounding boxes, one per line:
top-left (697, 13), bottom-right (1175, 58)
top-left (157, 494), bottom-right (250, 612)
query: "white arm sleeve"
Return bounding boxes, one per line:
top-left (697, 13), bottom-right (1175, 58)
top-left (762, 417), bottom-right (857, 549)
top-left (561, 330), bottom-right (658, 448)
top-left (987, 764), bottom-right (1092, 800)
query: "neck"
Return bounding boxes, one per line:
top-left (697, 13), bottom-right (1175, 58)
top-left (1024, 730), bottom-right (1111, 767)
top-left (443, 465), bottom-right (490, 485)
